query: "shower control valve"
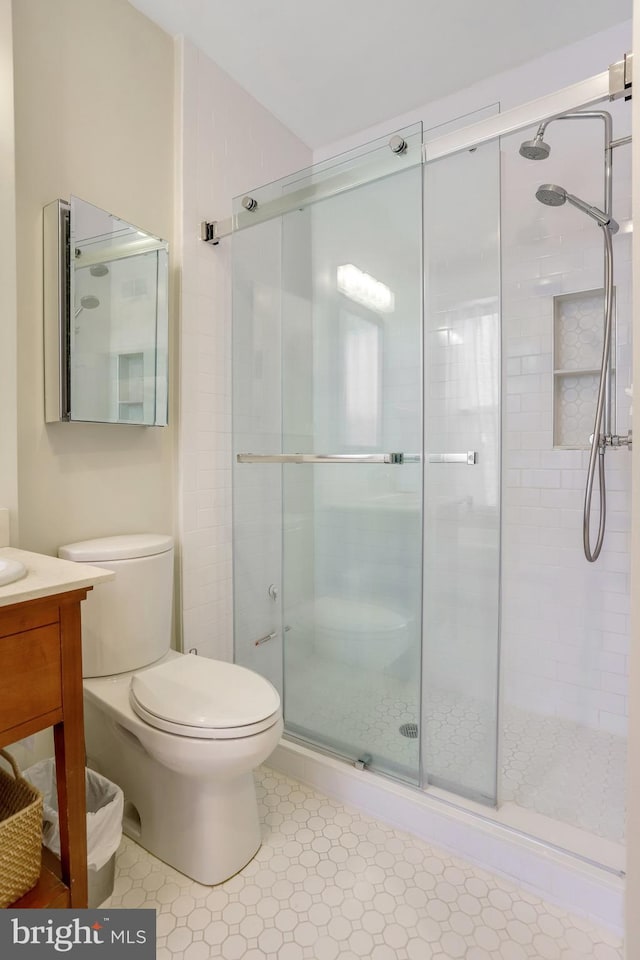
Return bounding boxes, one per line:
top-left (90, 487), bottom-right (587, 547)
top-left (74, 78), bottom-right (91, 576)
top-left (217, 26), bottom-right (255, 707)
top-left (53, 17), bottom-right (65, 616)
top-left (603, 430), bottom-right (632, 450)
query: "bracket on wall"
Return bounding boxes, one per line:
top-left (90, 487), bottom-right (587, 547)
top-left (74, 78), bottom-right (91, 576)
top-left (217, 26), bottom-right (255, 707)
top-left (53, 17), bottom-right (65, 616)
top-left (200, 221), bottom-right (220, 245)
top-left (609, 52), bottom-right (632, 101)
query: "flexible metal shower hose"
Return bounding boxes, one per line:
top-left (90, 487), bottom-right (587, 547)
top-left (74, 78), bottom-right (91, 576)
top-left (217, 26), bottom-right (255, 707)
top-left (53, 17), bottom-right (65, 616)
top-left (583, 225), bottom-right (614, 562)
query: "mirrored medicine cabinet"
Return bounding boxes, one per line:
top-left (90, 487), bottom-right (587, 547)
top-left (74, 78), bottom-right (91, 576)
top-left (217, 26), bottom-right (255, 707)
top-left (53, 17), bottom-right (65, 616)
top-left (44, 196), bottom-right (169, 425)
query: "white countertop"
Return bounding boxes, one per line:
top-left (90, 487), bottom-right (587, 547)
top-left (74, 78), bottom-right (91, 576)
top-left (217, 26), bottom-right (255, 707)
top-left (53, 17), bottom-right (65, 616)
top-left (0, 547), bottom-right (114, 608)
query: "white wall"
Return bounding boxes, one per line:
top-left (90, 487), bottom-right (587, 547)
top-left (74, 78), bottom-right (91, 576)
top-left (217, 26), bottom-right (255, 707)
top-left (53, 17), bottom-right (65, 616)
top-left (8, 0), bottom-right (176, 767)
top-left (0, 0), bottom-right (18, 540)
top-left (12, 0), bottom-right (176, 560)
top-left (177, 37), bottom-right (311, 661)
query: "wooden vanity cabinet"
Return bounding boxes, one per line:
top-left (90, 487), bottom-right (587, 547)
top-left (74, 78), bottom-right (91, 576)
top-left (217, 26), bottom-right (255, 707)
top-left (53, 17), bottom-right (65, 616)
top-left (0, 588), bottom-right (90, 908)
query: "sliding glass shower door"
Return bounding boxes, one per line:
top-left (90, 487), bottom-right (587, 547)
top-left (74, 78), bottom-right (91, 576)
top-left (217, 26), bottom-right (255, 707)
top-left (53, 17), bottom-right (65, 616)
top-left (232, 120), bottom-right (501, 795)
top-left (282, 143), bottom-right (424, 784)
top-left (422, 127), bottom-right (502, 805)
top-left (233, 126), bottom-right (424, 783)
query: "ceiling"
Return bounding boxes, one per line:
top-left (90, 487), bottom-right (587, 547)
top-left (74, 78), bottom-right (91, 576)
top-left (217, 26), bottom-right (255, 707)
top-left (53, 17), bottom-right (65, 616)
top-left (128, 0), bottom-right (632, 148)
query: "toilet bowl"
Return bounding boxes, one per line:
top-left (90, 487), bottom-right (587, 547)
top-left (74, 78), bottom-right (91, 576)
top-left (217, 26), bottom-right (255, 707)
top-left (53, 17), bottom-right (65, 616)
top-left (59, 534), bottom-right (283, 885)
top-left (311, 596), bottom-right (410, 671)
top-left (83, 651), bottom-right (282, 885)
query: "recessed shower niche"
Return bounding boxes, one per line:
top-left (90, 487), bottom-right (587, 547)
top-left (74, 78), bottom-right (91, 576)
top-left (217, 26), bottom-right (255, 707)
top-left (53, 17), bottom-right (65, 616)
top-left (43, 196), bottom-right (169, 425)
top-left (553, 288), bottom-right (615, 449)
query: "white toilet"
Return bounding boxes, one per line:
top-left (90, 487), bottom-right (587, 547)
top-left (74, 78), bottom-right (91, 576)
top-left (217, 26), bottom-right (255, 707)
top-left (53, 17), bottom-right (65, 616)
top-left (311, 596), bottom-right (410, 671)
top-left (58, 534), bottom-right (283, 886)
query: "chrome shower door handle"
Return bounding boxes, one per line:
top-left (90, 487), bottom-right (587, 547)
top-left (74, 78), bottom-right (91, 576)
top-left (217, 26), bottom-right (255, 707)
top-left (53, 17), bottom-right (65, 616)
top-left (237, 453), bottom-right (407, 464)
top-left (428, 451), bottom-right (478, 465)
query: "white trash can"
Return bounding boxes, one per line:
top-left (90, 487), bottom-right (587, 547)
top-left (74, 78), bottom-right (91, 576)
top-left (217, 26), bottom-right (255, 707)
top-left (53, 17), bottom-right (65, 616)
top-left (24, 760), bottom-right (124, 907)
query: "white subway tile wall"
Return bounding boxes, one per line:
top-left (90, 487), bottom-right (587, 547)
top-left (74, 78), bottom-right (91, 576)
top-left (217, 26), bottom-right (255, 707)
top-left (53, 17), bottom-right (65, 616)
top-left (500, 104), bottom-right (632, 745)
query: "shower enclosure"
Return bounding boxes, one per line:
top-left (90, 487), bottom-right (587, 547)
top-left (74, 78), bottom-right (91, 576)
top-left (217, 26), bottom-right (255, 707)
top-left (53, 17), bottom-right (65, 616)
top-left (228, 65), bottom-right (631, 868)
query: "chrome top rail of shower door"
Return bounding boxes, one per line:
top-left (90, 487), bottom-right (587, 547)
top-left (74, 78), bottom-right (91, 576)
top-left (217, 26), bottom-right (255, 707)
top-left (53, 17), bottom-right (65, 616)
top-left (237, 453), bottom-right (412, 464)
top-left (202, 124), bottom-right (423, 243)
top-left (424, 70), bottom-right (611, 162)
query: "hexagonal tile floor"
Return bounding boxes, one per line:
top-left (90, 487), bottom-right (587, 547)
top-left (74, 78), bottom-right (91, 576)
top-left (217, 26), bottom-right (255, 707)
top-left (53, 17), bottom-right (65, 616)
top-left (287, 645), bottom-right (626, 843)
top-left (103, 766), bottom-right (623, 959)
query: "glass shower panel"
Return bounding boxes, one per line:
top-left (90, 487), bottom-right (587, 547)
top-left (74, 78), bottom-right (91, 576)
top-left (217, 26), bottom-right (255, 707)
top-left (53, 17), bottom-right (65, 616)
top-left (422, 137), bottom-right (501, 803)
top-left (231, 127), bottom-right (420, 699)
top-left (279, 136), bottom-right (424, 784)
top-left (232, 218), bottom-right (285, 695)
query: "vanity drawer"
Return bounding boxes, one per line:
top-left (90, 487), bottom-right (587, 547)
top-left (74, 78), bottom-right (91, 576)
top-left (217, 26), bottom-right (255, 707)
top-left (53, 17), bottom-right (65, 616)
top-left (0, 601), bottom-right (58, 639)
top-left (0, 624), bottom-right (62, 732)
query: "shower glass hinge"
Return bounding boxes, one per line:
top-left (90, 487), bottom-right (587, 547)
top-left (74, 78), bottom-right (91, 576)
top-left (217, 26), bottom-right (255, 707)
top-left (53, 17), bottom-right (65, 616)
top-left (200, 220), bottom-right (220, 245)
top-left (354, 754), bottom-right (372, 770)
top-left (609, 52), bottom-right (633, 101)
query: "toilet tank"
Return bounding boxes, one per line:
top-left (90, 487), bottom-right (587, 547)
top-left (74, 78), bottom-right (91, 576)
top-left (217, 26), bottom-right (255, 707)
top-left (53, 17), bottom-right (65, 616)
top-left (58, 534), bottom-right (174, 678)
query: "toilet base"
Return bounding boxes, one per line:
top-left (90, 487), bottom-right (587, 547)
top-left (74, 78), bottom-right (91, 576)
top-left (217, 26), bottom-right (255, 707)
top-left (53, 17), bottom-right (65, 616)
top-left (121, 769), bottom-right (263, 886)
top-left (85, 698), bottom-right (268, 885)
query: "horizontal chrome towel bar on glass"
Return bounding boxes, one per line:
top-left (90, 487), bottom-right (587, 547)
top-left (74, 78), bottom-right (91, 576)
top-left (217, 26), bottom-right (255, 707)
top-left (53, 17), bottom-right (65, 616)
top-left (428, 451), bottom-right (478, 465)
top-left (237, 453), bottom-right (414, 465)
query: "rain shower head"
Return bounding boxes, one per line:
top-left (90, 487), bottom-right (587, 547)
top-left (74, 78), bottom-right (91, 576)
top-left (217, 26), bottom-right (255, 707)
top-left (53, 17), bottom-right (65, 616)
top-left (89, 263), bottom-right (109, 277)
top-left (535, 183), bottom-right (618, 232)
top-left (519, 132), bottom-right (551, 161)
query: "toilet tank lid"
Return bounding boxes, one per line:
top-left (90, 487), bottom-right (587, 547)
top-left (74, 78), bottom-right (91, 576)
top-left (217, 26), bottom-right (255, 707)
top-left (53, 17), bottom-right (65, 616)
top-left (59, 534), bottom-right (173, 562)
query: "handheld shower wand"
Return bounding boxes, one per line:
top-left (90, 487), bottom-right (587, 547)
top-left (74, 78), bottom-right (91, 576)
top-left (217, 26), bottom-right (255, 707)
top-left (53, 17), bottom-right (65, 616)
top-left (535, 182), bottom-right (628, 561)
top-left (534, 184), bottom-right (618, 232)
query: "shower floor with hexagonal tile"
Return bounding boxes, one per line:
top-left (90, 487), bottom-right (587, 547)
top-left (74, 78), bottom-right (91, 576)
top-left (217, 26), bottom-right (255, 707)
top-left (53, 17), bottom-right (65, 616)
top-left (286, 647), bottom-right (626, 843)
top-left (104, 765), bottom-right (622, 960)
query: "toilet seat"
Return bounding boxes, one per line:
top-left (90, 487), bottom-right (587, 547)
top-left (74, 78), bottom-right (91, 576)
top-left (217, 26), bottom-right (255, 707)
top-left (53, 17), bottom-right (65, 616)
top-left (129, 654), bottom-right (281, 740)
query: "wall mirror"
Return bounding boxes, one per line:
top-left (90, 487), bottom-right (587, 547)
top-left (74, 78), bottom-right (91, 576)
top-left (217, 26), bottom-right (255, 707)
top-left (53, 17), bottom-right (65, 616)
top-left (44, 196), bottom-right (169, 425)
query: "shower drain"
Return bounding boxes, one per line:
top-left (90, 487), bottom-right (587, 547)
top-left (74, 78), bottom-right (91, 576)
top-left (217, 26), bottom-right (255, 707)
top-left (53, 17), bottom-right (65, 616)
top-left (399, 722), bottom-right (419, 739)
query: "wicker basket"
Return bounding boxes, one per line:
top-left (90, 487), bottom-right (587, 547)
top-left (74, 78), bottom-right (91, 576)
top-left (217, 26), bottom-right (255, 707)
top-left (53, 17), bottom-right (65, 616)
top-left (0, 749), bottom-right (43, 907)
